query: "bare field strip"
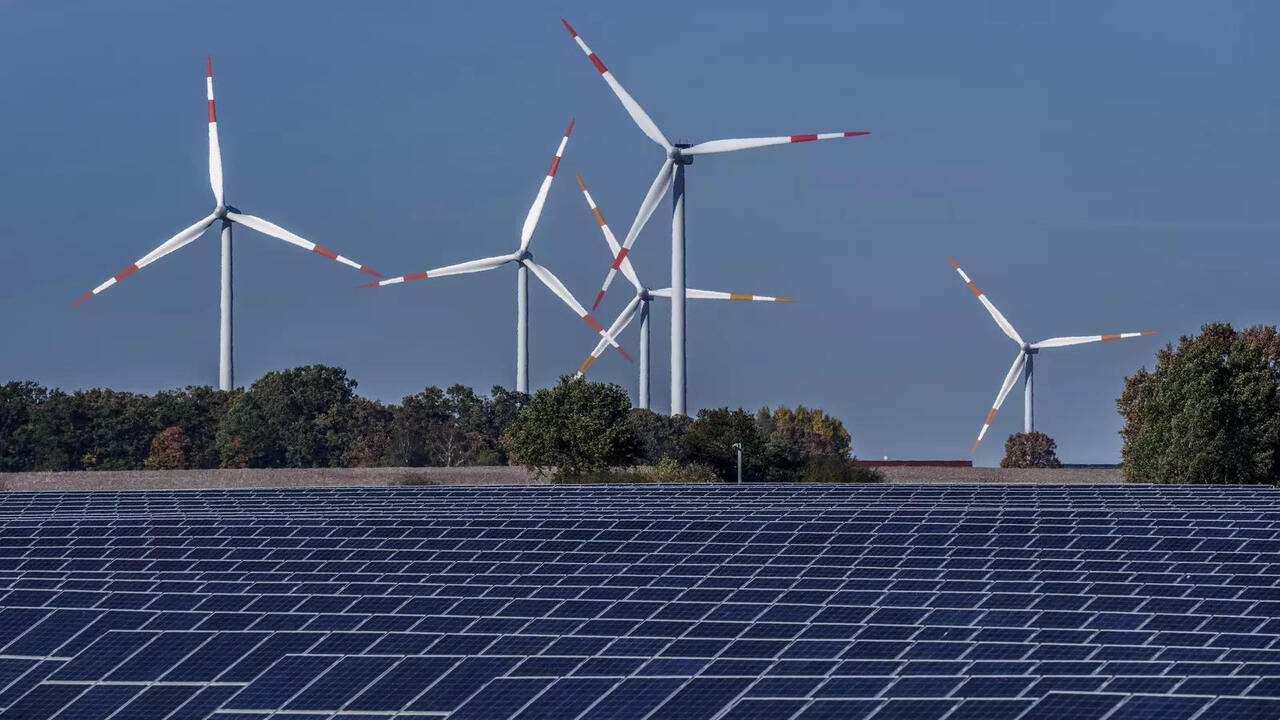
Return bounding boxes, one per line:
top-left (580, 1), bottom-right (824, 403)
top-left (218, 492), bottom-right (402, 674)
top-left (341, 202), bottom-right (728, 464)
top-left (0, 465), bottom-right (1123, 492)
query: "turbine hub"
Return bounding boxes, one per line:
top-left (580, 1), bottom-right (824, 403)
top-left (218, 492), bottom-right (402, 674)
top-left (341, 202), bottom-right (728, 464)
top-left (671, 143), bottom-right (694, 165)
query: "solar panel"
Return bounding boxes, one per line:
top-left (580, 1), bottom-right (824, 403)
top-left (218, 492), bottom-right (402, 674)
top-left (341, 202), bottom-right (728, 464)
top-left (0, 484), bottom-right (1278, 718)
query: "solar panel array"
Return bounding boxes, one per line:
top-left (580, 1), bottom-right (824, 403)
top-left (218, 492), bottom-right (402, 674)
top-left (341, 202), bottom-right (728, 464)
top-left (0, 483), bottom-right (1278, 719)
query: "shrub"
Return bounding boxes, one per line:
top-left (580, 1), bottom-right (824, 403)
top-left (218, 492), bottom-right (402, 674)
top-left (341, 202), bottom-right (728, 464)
top-left (506, 377), bottom-right (640, 481)
top-left (635, 457), bottom-right (720, 483)
top-left (551, 458), bottom-right (720, 484)
top-left (799, 457), bottom-right (885, 483)
top-left (1001, 431), bottom-right (1063, 468)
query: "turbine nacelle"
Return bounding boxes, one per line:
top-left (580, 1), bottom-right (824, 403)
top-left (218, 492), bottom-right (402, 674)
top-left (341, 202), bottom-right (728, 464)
top-left (670, 143), bottom-right (694, 165)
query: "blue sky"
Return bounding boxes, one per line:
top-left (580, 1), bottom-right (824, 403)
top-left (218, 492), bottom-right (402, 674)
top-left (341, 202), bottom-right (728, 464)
top-left (1, 1), bottom-right (1276, 465)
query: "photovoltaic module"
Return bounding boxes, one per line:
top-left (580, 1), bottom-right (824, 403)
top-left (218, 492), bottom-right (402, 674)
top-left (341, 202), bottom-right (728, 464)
top-left (0, 483), bottom-right (1277, 719)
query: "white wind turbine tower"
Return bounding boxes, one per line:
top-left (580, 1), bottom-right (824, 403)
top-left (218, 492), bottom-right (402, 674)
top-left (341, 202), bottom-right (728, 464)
top-left (360, 120), bottom-right (628, 394)
top-left (74, 57), bottom-right (382, 391)
top-left (563, 19), bottom-right (868, 415)
top-left (573, 174), bottom-right (793, 408)
top-left (949, 257), bottom-right (1156, 454)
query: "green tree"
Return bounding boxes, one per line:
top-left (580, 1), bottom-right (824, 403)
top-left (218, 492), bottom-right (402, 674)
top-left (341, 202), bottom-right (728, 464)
top-left (387, 385), bottom-right (525, 467)
top-left (683, 408), bottom-right (766, 481)
top-left (1118, 323), bottom-right (1280, 484)
top-left (75, 389), bottom-right (154, 470)
top-left (217, 365), bottom-right (357, 468)
top-left (0, 382), bottom-right (49, 471)
top-left (438, 384), bottom-right (497, 466)
top-left (753, 405), bottom-right (862, 482)
top-left (487, 385), bottom-right (530, 464)
top-left (14, 389), bottom-right (80, 470)
top-left (628, 409), bottom-right (693, 465)
top-left (1001, 431), bottom-right (1063, 468)
top-left (327, 396), bottom-right (394, 467)
top-left (389, 386), bottom-right (450, 466)
top-left (757, 406), bottom-right (853, 458)
top-left (505, 377), bottom-right (639, 480)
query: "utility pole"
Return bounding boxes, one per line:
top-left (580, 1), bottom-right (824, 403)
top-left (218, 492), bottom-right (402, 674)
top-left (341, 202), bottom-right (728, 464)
top-left (732, 442), bottom-right (743, 484)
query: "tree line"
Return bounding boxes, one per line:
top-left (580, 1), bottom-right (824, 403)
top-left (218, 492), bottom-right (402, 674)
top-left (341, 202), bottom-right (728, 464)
top-left (0, 366), bottom-right (526, 472)
top-left (504, 377), bottom-right (878, 483)
top-left (9, 322), bottom-right (1270, 483)
top-left (0, 365), bottom-right (876, 483)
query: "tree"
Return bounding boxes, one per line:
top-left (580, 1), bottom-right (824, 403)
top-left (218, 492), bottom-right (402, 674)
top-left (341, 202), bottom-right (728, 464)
top-left (13, 388), bottom-right (80, 471)
top-left (754, 405), bottom-right (861, 482)
top-left (628, 409), bottom-right (692, 465)
top-left (683, 408), bottom-right (766, 481)
top-left (486, 385), bottom-right (530, 465)
top-left (505, 377), bottom-right (639, 480)
top-left (758, 406), bottom-right (853, 458)
top-left (75, 389), bottom-right (155, 470)
top-left (1001, 431), bottom-right (1062, 468)
top-left (389, 386), bottom-right (450, 467)
top-left (144, 427), bottom-right (194, 469)
top-left (217, 365), bottom-right (357, 468)
top-left (438, 384), bottom-right (497, 466)
top-left (0, 382), bottom-right (49, 471)
top-left (1118, 323), bottom-right (1280, 484)
top-left (149, 387), bottom-right (239, 469)
top-left (385, 385), bottom-right (525, 467)
top-left (326, 396), bottom-right (394, 468)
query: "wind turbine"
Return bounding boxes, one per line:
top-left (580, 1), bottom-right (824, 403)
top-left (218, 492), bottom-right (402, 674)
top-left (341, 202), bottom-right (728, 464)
top-left (74, 57), bottom-right (382, 391)
top-left (949, 257), bottom-right (1156, 454)
top-left (360, 120), bottom-right (628, 394)
top-left (562, 18), bottom-right (868, 415)
top-left (573, 174), bottom-right (793, 409)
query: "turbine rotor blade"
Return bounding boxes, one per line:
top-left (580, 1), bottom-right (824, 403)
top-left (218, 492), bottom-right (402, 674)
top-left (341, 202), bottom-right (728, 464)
top-left (972, 350), bottom-right (1027, 455)
top-left (681, 289), bottom-right (795, 302)
top-left (1031, 332), bottom-right (1156, 349)
top-left (519, 119), bottom-right (574, 253)
top-left (577, 294), bottom-right (643, 377)
top-left (682, 132), bottom-right (870, 156)
top-left (359, 254), bottom-right (516, 288)
top-left (949, 256), bottom-right (1023, 346)
top-left (562, 19), bottom-right (671, 149)
top-left (575, 174), bottom-right (643, 301)
top-left (74, 213), bottom-right (219, 305)
top-left (225, 211), bottom-right (381, 277)
top-left (207, 57), bottom-right (224, 208)
top-left (596, 158), bottom-right (674, 309)
top-left (524, 258), bottom-right (631, 362)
